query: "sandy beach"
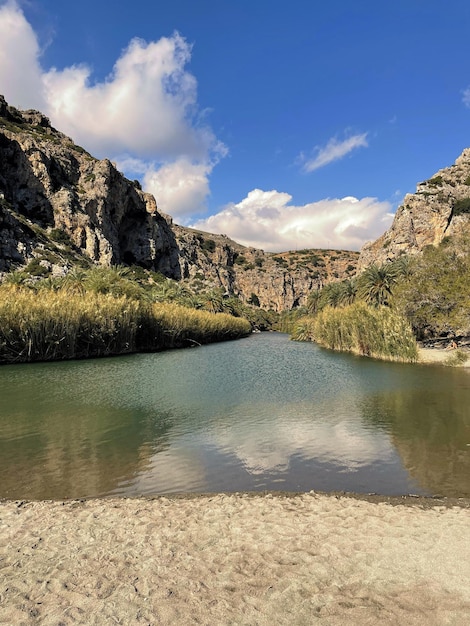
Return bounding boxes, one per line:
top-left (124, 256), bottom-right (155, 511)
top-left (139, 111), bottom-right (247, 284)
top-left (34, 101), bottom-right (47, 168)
top-left (1, 492), bottom-right (469, 625)
top-left (418, 346), bottom-right (470, 367)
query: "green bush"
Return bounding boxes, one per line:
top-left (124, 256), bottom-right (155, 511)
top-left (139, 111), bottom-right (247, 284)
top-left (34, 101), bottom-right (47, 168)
top-left (49, 228), bottom-right (72, 245)
top-left (391, 235), bottom-right (470, 338)
top-left (453, 197), bottom-right (470, 215)
top-left (426, 175), bottom-right (443, 187)
top-left (200, 238), bottom-right (216, 253)
top-left (23, 258), bottom-right (50, 277)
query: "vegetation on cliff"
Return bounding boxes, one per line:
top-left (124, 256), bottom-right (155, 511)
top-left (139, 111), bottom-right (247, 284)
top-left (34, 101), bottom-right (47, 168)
top-left (292, 234), bottom-right (470, 362)
top-left (390, 236), bottom-right (470, 339)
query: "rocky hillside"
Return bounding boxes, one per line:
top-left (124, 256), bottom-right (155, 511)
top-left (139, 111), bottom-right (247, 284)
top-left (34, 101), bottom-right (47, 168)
top-left (0, 96), bottom-right (180, 277)
top-left (174, 225), bottom-right (358, 310)
top-left (358, 148), bottom-right (470, 269)
top-left (0, 96), bottom-right (358, 311)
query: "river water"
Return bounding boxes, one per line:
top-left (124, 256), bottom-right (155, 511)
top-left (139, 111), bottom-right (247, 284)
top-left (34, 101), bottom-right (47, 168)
top-left (0, 332), bottom-right (469, 499)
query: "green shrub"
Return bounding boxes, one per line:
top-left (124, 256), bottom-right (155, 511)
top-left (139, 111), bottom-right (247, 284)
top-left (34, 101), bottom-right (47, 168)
top-left (200, 238), bottom-right (216, 253)
top-left (271, 255), bottom-right (287, 265)
top-left (23, 258), bottom-right (50, 277)
top-left (49, 228), bottom-right (72, 245)
top-left (444, 349), bottom-right (469, 367)
top-left (391, 234), bottom-right (470, 338)
top-left (426, 175), bottom-right (443, 187)
top-left (453, 197), bottom-right (470, 215)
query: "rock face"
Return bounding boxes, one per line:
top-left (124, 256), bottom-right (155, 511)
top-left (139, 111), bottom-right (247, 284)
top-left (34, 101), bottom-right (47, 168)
top-left (0, 96), bottom-right (358, 311)
top-left (358, 149), bottom-right (470, 269)
top-left (0, 96), bottom-right (180, 276)
top-left (173, 225), bottom-right (358, 310)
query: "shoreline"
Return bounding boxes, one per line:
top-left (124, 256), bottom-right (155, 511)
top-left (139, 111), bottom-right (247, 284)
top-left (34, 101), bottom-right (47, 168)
top-left (1, 491), bottom-right (469, 624)
top-left (418, 346), bottom-right (470, 367)
top-left (3, 488), bottom-right (470, 508)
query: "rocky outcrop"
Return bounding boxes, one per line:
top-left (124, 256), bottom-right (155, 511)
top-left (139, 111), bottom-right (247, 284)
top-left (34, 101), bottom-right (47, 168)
top-left (0, 95), bottom-right (180, 276)
top-left (358, 149), bottom-right (470, 269)
top-left (0, 96), bottom-right (358, 311)
top-left (173, 225), bottom-right (358, 310)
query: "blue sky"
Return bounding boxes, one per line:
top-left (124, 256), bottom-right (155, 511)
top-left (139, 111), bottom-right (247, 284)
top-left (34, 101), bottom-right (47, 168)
top-left (1, 0), bottom-right (469, 251)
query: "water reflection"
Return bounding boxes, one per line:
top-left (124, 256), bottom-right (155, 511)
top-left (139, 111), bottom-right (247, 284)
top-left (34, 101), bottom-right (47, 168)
top-left (0, 334), bottom-right (469, 499)
top-left (0, 360), bottom-right (174, 499)
top-left (361, 383), bottom-right (470, 497)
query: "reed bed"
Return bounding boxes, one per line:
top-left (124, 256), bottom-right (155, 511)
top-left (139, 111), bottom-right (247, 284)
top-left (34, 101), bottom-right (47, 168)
top-left (0, 286), bottom-right (251, 364)
top-left (292, 302), bottom-right (418, 363)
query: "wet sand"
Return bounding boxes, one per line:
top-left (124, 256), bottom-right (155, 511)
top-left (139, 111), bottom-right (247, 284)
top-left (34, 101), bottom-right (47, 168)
top-left (1, 492), bottom-right (469, 625)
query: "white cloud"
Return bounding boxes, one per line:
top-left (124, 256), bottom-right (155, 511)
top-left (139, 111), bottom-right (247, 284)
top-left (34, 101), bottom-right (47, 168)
top-left (463, 87), bottom-right (470, 108)
top-left (111, 155), bottom-right (219, 221)
top-left (0, 1), bottom-right (223, 217)
top-left (192, 188), bottom-right (393, 251)
top-left (0, 1), bottom-right (46, 111)
top-left (144, 159), bottom-right (213, 220)
top-left (42, 34), bottom-right (218, 160)
top-left (211, 411), bottom-right (393, 475)
top-left (301, 133), bottom-right (368, 172)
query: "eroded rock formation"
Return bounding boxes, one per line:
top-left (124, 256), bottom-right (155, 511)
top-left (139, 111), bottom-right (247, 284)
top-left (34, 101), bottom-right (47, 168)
top-left (0, 95), bottom-right (180, 277)
top-left (358, 149), bottom-right (470, 269)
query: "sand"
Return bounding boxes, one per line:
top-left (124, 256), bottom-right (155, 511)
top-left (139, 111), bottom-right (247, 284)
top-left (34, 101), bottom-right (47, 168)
top-left (418, 346), bottom-right (470, 367)
top-left (1, 493), bottom-right (469, 625)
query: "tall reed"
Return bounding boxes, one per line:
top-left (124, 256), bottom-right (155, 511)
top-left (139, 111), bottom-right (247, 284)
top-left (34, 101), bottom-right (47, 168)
top-left (292, 302), bottom-right (418, 362)
top-left (0, 285), bottom-right (251, 364)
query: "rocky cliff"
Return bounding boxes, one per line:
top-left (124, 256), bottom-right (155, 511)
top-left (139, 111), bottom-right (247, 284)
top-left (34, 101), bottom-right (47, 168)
top-left (358, 148), bottom-right (470, 269)
top-left (0, 96), bottom-right (358, 311)
top-left (0, 96), bottom-right (180, 276)
top-left (174, 224), bottom-right (358, 310)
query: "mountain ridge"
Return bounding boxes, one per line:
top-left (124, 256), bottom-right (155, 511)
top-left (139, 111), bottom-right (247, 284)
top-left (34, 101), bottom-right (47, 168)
top-left (2, 95), bottom-right (469, 312)
top-left (0, 95), bottom-right (358, 311)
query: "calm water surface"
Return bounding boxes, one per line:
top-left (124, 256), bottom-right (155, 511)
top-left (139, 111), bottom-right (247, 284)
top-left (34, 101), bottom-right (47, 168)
top-left (0, 333), bottom-right (469, 499)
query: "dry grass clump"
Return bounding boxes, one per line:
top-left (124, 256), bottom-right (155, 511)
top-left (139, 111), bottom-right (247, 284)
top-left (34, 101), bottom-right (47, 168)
top-left (137, 302), bottom-right (251, 352)
top-left (292, 302), bottom-right (418, 363)
top-left (0, 286), bottom-right (251, 364)
top-left (443, 349), bottom-right (469, 367)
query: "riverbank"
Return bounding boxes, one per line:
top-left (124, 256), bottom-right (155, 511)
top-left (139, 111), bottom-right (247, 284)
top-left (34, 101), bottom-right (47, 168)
top-left (418, 346), bottom-right (470, 367)
top-left (1, 492), bottom-right (469, 625)
top-left (0, 285), bottom-right (251, 364)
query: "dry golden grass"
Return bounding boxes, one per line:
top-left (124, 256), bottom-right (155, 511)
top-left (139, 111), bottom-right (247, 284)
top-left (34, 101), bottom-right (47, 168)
top-left (0, 285), bottom-right (251, 363)
top-left (292, 302), bottom-right (418, 362)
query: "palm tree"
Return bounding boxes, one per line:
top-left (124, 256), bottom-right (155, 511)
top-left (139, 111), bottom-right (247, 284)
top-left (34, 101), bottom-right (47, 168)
top-left (321, 282), bottom-right (343, 308)
top-left (389, 255), bottom-right (414, 279)
top-left (203, 289), bottom-right (224, 314)
top-left (62, 268), bottom-right (87, 294)
top-left (307, 289), bottom-right (322, 314)
top-left (338, 279), bottom-right (358, 306)
top-left (357, 263), bottom-right (397, 306)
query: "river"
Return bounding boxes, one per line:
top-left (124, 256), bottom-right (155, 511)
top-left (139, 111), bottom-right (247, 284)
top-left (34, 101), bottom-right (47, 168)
top-left (0, 332), bottom-right (469, 499)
